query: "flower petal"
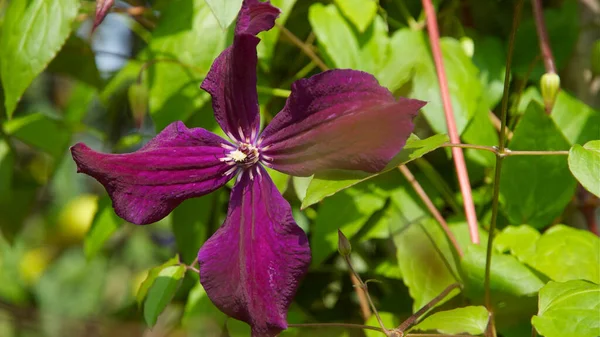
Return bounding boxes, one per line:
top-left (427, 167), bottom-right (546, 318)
top-left (200, 0), bottom-right (280, 143)
top-left (71, 121), bottom-right (236, 225)
top-left (198, 166), bottom-right (310, 337)
top-left (259, 69), bottom-right (425, 176)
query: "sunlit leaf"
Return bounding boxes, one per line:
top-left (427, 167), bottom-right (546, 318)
top-left (205, 0), bottom-right (243, 29)
top-left (411, 306), bottom-right (489, 335)
top-left (532, 280), bottom-right (600, 337)
top-left (552, 91), bottom-right (600, 145)
top-left (333, 0), bottom-right (378, 33)
top-left (143, 264), bottom-right (186, 327)
top-left (568, 140), bottom-right (600, 198)
top-left (136, 256), bottom-right (180, 307)
top-left (0, 0), bottom-right (80, 118)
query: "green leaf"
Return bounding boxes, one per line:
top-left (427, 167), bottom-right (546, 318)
top-left (334, 0), bottom-right (378, 33)
top-left (552, 91), bottom-right (600, 145)
top-left (471, 35), bottom-right (505, 109)
top-left (532, 280), bottom-right (600, 337)
top-left (494, 225), bottom-right (540, 263)
top-left (144, 0), bottom-right (228, 131)
top-left (528, 225), bottom-right (600, 283)
top-left (3, 113), bottom-right (70, 159)
top-left (500, 103), bottom-right (576, 228)
top-left (182, 282), bottom-right (233, 335)
top-left (136, 256), bottom-right (180, 307)
top-left (311, 183), bottom-right (387, 265)
top-left (377, 29), bottom-right (423, 92)
top-left (0, 0), bottom-right (80, 118)
top-left (461, 244), bottom-right (544, 298)
top-left (143, 265), bottom-right (186, 327)
top-left (568, 140), bottom-right (600, 198)
top-left (308, 4), bottom-right (361, 69)
top-left (172, 193), bottom-right (217, 264)
top-left (411, 306), bottom-right (489, 335)
top-left (394, 219), bottom-right (461, 311)
top-left (84, 196), bottom-right (122, 259)
top-left (0, 139), bottom-right (14, 201)
top-left (204, 0), bottom-right (243, 29)
top-left (302, 134), bottom-right (448, 208)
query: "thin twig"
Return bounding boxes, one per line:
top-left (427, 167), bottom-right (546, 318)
top-left (394, 283), bottom-right (462, 333)
top-left (531, 0), bottom-right (556, 74)
top-left (441, 143), bottom-right (569, 156)
top-left (350, 273), bottom-right (372, 320)
top-left (485, 2), bottom-right (525, 337)
top-left (421, 0), bottom-right (480, 245)
top-left (276, 22), bottom-right (329, 71)
top-left (398, 165), bottom-right (464, 257)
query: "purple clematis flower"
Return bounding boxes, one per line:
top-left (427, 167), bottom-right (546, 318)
top-left (71, 0), bottom-right (425, 336)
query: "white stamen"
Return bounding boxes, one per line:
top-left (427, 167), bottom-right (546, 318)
top-left (249, 169), bottom-right (254, 180)
top-left (257, 137), bottom-right (264, 146)
top-left (221, 143), bottom-right (236, 150)
top-left (237, 126), bottom-right (245, 141)
top-left (224, 166), bottom-right (238, 177)
top-left (250, 128), bottom-right (257, 143)
top-left (261, 145), bottom-right (271, 151)
top-left (261, 154), bottom-right (273, 161)
top-left (219, 157), bottom-right (233, 162)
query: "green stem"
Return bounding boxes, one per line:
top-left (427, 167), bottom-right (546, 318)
top-left (441, 143), bottom-right (569, 156)
top-left (484, 1), bottom-right (525, 335)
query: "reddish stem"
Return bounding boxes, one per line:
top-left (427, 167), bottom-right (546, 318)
top-left (531, 0), bottom-right (556, 74)
top-left (421, 0), bottom-right (480, 244)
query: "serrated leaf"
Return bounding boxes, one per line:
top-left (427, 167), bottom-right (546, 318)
top-left (143, 265), bottom-right (186, 327)
top-left (136, 256), bottom-right (180, 307)
top-left (411, 306), bottom-right (489, 335)
top-left (3, 113), bottom-right (70, 159)
top-left (394, 219), bottom-right (461, 311)
top-left (334, 0), bottom-right (378, 33)
top-left (302, 134), bottom-right (448, 208)
top-left (84, 196), bottom-right (122, 259)
top-left (500, 103), bottom-right (576, 228)
top-left (532, 280), bottom-right (600, 337)
top-left (568, 140), bottom-right (600, 198)
top-left (0, 0), bottom-right (80, 118)
top-left (205, 0), bottom-right (244, 29)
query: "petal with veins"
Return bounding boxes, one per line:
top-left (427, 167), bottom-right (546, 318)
top-left (198, 166), bottom-right (311, 337)
top-left (71, 121), bottom-right (236, 225)
top-left (260, 69), bottom-right (426, 176)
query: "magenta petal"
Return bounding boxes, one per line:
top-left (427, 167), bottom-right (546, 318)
top-left (198, 166), bottom-right (310, 337)
top-left (71, 121), bottom-right (236, 225)
top-left (259, 69), bottom-right (426, 176)
top-left (200, 0), bottom-right (280, 143)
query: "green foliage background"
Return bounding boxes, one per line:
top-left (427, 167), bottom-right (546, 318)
top-left (0, 0), bottom-right (598, 337)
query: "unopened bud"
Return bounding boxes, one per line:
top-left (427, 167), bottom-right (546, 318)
top-left (591, 40), bottom-right (600, 77)
top-left (128, 83), bottom-right (148, 129)
top-left (337, 229), bottom-right (351, 257)
top-left (540, 72), bottom-right (560, 111)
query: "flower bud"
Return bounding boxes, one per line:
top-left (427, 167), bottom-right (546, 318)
top-left (540, 72), bottom-right (560, 111)
top-left (592, 40), bottom-right (600, 77)
top-left (337, 229), bottom-right (352, 257)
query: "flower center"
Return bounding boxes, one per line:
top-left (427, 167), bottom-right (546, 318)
top-left (226, 142), bottom-right (260, 169)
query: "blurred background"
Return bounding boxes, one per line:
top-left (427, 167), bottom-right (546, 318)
top-left (0, 0), bottom-right (598, 336)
